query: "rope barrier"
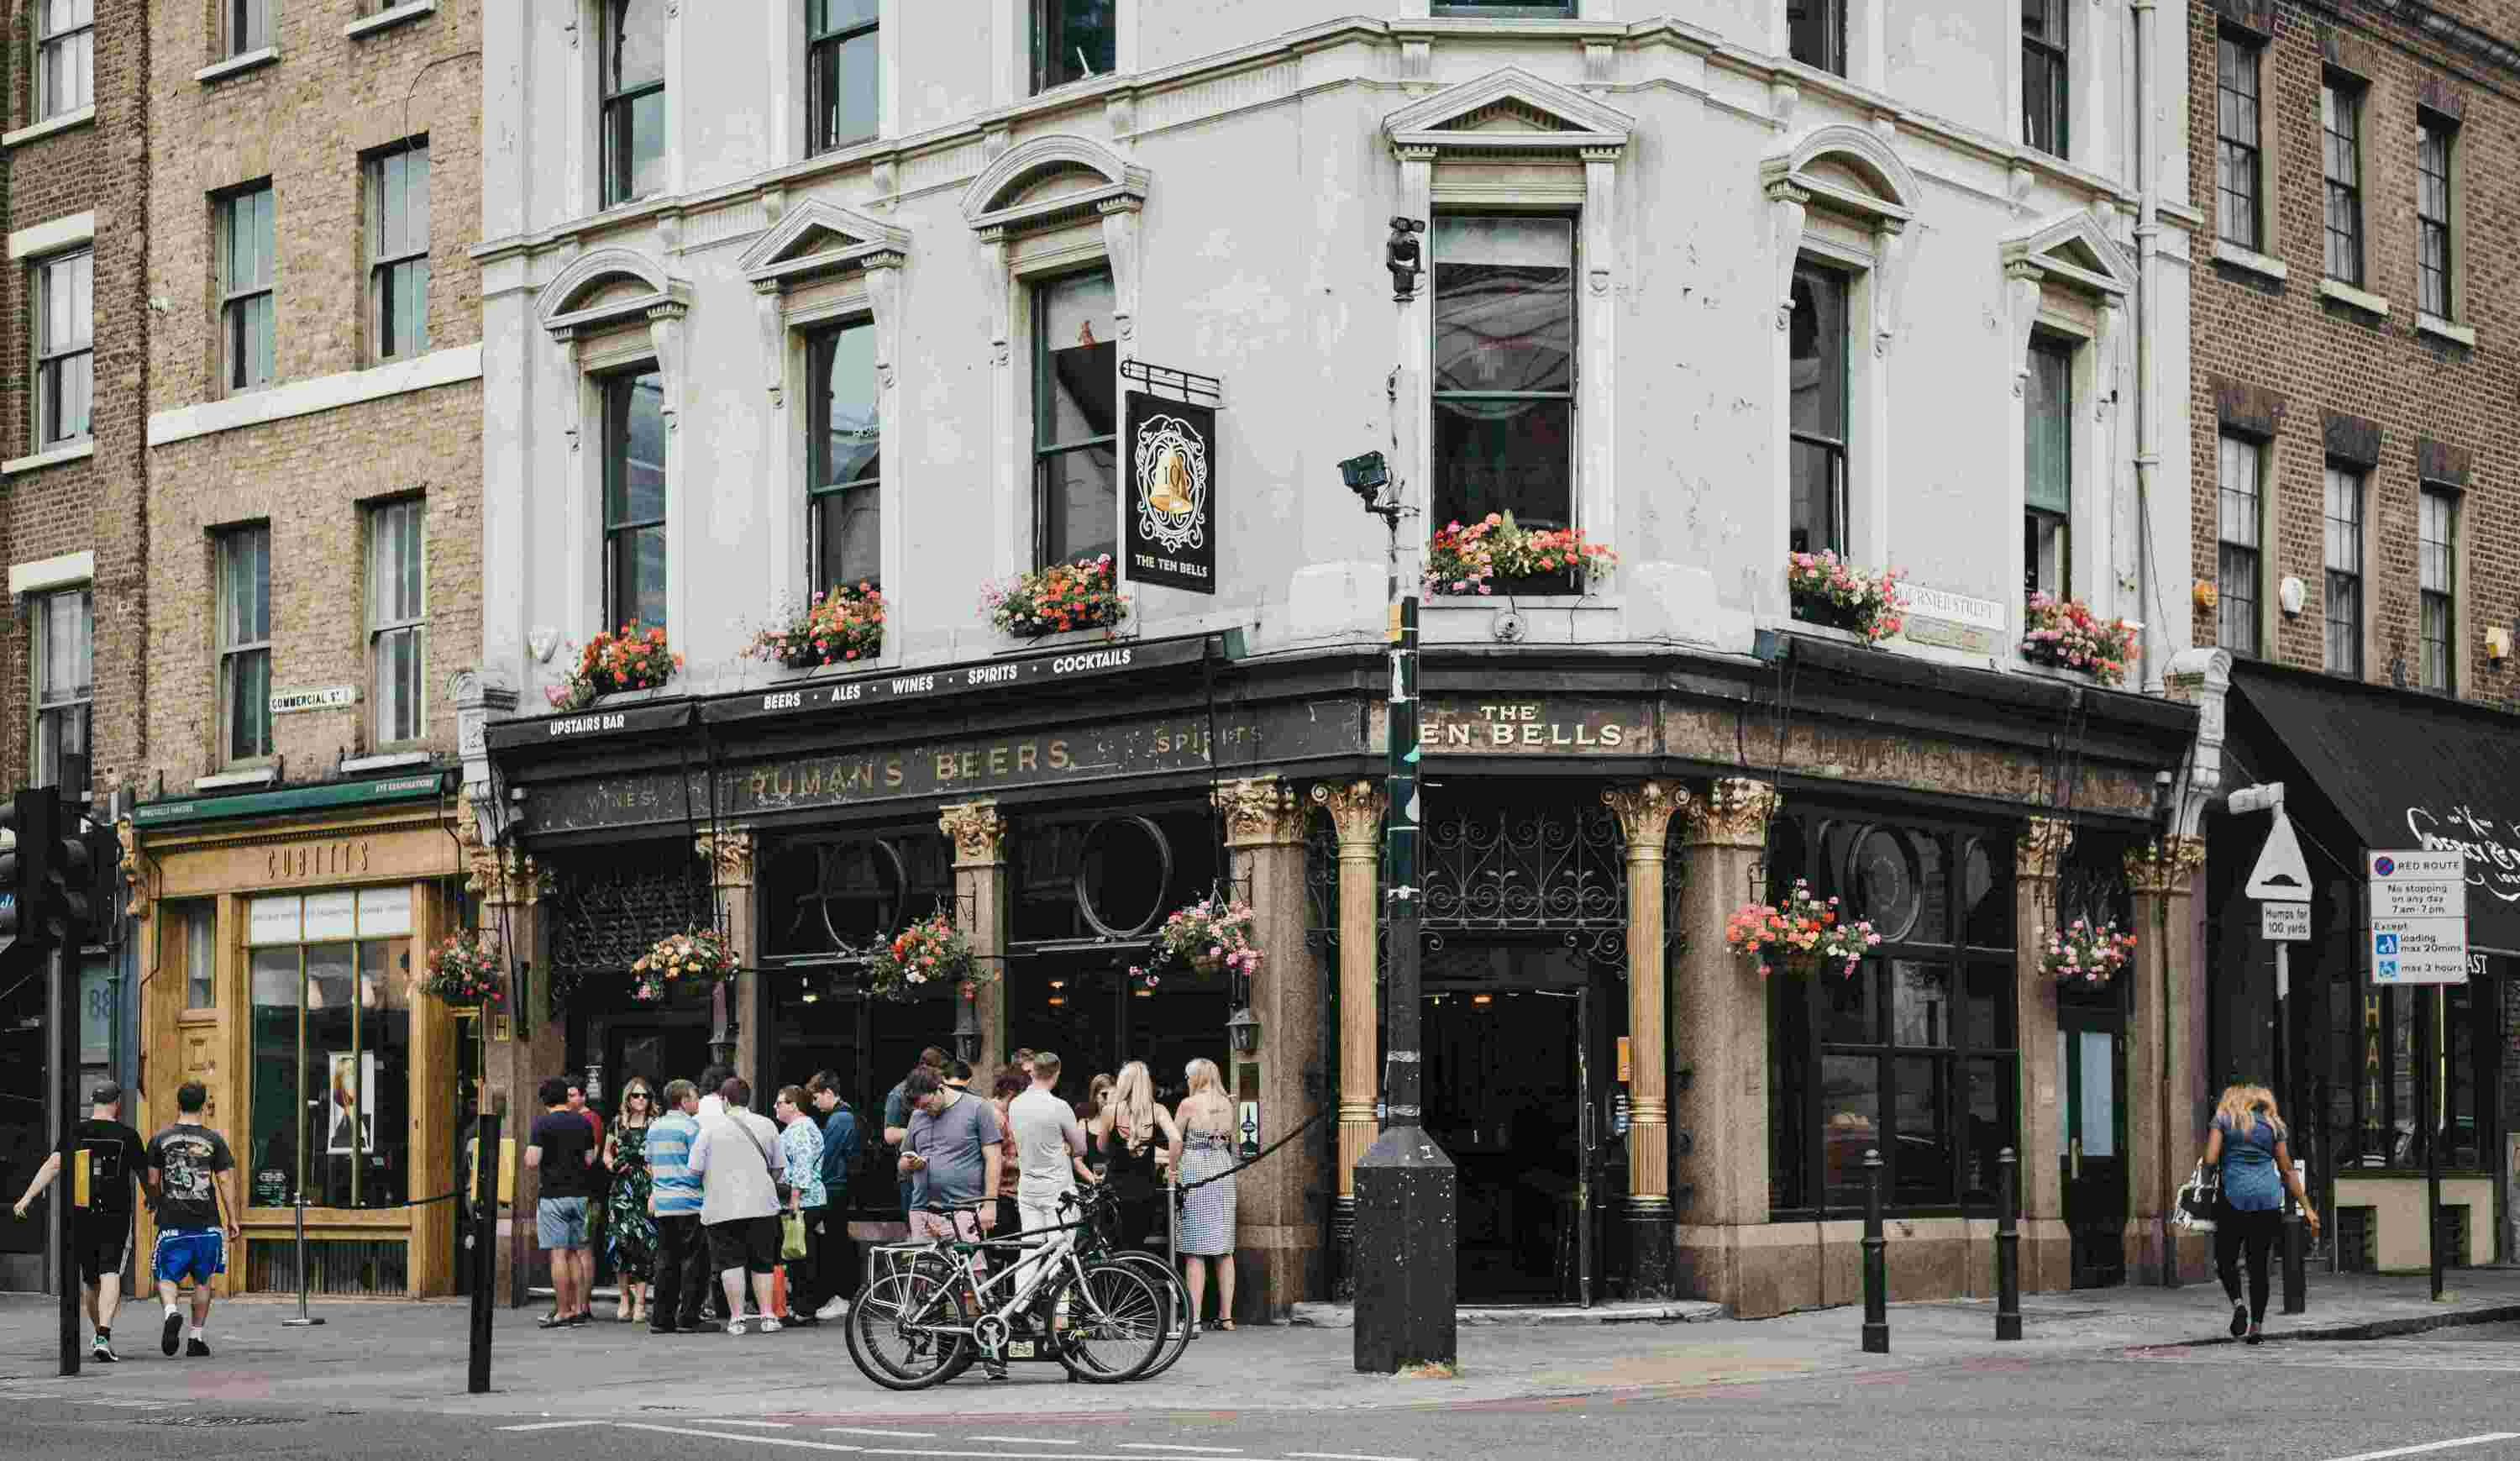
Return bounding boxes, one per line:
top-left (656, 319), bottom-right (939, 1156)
top-left (1174, 1109), bottom-right (1325, 1196)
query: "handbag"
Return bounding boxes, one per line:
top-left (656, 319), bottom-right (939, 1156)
top-left (738, 1117), bottom-right (793, 1206)
top-left (2173, 1160), bottom-right (2220, 1233)
top-left (780, 1209), bottom-right (809, 1261)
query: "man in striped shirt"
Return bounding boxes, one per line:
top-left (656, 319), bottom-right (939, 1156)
top-left (645, 1079), bottom-right (709, 1334)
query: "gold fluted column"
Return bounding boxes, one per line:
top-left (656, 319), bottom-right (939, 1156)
top-left (1671, 778), bottom-right (1785, 1312)
top-left (2014, 816), bottom-right (2074, 1292)
top-left (938, 801), bottom-right (1011, 1085)
top-left (696, 830), bottom-right (759, 1081)
top-left (1604, 780), bottom-right (1692, 1300)
top-left (2125, 834), bottom-right (2209, 1285)
top-left (1216, 778), bottom-right (1320, 1316)
top-left (1310, 780), bottom-right (1384, 1299)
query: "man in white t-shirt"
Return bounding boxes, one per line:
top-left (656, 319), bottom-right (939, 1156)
top-left (685, 1077), bottom-right (786, 1336)
top-left (1007, 1052), bottom-right (1097, 1285)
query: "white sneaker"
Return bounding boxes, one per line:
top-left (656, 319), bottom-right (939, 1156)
top-left (815, 1297), bottom-right (847, 1322)
top-left (724, 1317), bottom-right (748, 1337)
top-left (759, 1316), bottom-right (783, 1334)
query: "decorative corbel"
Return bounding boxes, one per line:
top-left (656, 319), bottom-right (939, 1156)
top-left (863, 250), bottom-right (906, 392)
top-left (647, 301), bottom-right (688, 431)
top-left (753, 281), bottom-right (787, 410)
top-left (980, 226), bottom-right (1011, 368)
top-left (1765, 180), bottom-right (1811, 333)
top-left (1871, 223), bottom-right (1907, 357)
top-left (1098, 197), bottom-right (1142, 343)
top-left (2093, 297), bottom-right (2124, 420)
top-left (2005, 260), bottom-right (2045, 397)
top-left (1582, 146), bottom-right (1620, 302)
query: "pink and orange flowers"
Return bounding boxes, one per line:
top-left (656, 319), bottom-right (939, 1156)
top-left (1725, 880), bottom-right (1882, 978)
top-left (630, 928), bottom-right (738, 1004)
top-left (1425, 512), bottom-right (1618, 596)
top-left (747, 583), bottom-right (887, 669)
top-left (2042, 917), bottom-right (2135, 986)
top-left (984, 555), bottom-right (1129, 638)
top-left (546, 624), bottom-right (682, 712)
top-left (421, 931), bottom-right (503, 1008)
top-left (1131, 896), bottom-right (1262, 991)
top-left (2021, 593), bottom-right (2139, 686)
top-left (1787, 552), bottom-right (1907, 644)
top-left (867, 912), bottom-right (981, 1002)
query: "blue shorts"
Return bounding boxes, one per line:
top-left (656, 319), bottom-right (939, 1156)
top-left (538, 1196), bottom-right (590, 1250)
top-left (154, 1228), bottom-right (225, 1287)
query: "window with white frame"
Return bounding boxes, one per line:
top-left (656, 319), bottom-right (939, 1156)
top-left (36, 0), bottom-right (92, 120)
top-left (218, 524), bottom-right (273, 762)
top-left (177, 901), bottom-right (215, 1010)
top-left (602, 369), bottom-right (668, 631)
top-left (807, 0), bottom-right (879, 156)
top-left (368, 498), bottom-right (425, 744)
top-left (225, 0), bottom-right (273, 57)
top-left (2216, 35), bottom-right (2264, 252)
top-left (219, 184), bottom-right (276, 392)
top-left (2216, 434), bottom-right (2261, 657)
top-left (1788, 0), bottom-right (1845, 75)
top-left (1032, 0), bottom-right (1116, 93)
top-left (1431, 216), bottom-right (1576, 543)
top-left (33, 586), bottom-right (89, 795)
top-left (2418, 118), bottom-right (2454, 319)
top-left (1788, 262), bottom-right (1849, 556)
top-left (2322, 466), bottom-right (2362, 677)
top-left (2024, 335), bottom-right (2073, 600)
top-left (2322, 80), bottom-right (2364, 286)
top-left (2420, 486), bottom-right (2456, 694)
top-left (1431, 0), bottom-right (1575, 15)
top-left (810, 321), bottom-right (881, 591)
top-left (601, 0), bottom-right (667, 209)
top-left (366, 142), bottom-right (429, 362)
top-left (1032, 270), bottom-right (1117, 570)
top-left (34, 250), bottom-right (92, 449)
top-left (2022, 0), bottom-right (2068, 158)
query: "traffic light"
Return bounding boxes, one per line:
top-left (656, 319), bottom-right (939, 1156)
top-left (0, 789), bottom-right (58, 954)
top-left (44, 798), bottom-right (89, 946)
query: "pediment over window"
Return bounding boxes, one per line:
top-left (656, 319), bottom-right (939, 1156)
top-left (2002, 210), bottom-right (2134, 298)
top-left (1383, 66), bottom-right (1634, 155)
top-left (1760, 125), bottom-right (1919, 230)
top-left (738, 199), bottom-right (911, 292)
top-left (536, 246), bottom-right (689, 341)
top-left (961, 134), bottom-right (1149, 237)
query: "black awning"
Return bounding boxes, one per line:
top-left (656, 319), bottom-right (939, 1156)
top-left (2233, 668), bottom-right (2520, 954)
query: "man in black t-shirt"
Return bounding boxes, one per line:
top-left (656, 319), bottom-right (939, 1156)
top-left (524, 1075), bottom-right (599, 1327)
top-left (11, 1082), bottom-right (147, 1363)
top-left (147, 1081), bottom-right (240, 1359)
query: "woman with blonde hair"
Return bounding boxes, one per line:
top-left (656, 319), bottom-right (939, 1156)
top-left (2198, 1081), bottom-right (2318, 1344)
top-left (601, 1077), bottom-right (660, 1323)
top-left (1171, 1058), bottom-right (1240, 1330)
top-left (1090, 1061), bottom-right (1177, 1250)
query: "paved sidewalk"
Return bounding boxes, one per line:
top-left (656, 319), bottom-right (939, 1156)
top-left (0, 1269), bottom-right (2513, 1423)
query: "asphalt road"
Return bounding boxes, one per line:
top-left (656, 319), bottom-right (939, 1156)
top-left (9, 1328), bottom-right (2520, 1461)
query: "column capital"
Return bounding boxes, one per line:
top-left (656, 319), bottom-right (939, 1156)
top-left (696, 828), bottom-right (756, 889)
top-left (475, 846), bottom-right (549, 907)
top-left (1215, 777), bottom-right (1305, 849)
top-left (2124, 834), bottom-right (2207, 895)
top-left (1310, 781), bottom-right (1385, 850)
top-left (1603, 780), bottom-right (1691, 852)
top-left (1687, 777), bottom-right (1777, 849)
top-left (2019, 817), bottom-right (2076, 881)
top-left (115, 817), bottom-right (155, 923)
top-left (938, 801), bottom-right (1010, 867)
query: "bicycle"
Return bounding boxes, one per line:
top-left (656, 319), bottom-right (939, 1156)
top-left (844, 1187), bottom-right (1168, 1390)
top-left (1066, 1183), bottom-right (1196, 1380)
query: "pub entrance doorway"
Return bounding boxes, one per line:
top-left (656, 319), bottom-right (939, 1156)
top-left (2059, 996), bottom-right (2129, 1288)
top-left (1421, 941), bottom-right (1623, 1303)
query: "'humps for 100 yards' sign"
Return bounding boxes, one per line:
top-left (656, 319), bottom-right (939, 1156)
top-left (2370, 849), bottom-right (2469, 985)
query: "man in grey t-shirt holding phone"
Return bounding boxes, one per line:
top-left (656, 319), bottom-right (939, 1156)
top-left (898, 1065), bottom-right (1001, 1243)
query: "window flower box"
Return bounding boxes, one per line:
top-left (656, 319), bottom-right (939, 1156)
top-left (2020, 593), bottom-right (2138, 686)
top-left (1787, 552), bottom-right (1905, 644)
top-left (746, 583), bottom-right (885, 670)
top-left (1425, 512), bottom-right (1615, 597)
top-left (984, 555), bottom-right (1129, 638)
top-left (546, 624), bottom-right (680, 713)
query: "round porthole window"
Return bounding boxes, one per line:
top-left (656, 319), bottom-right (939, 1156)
top-left (1847, 826), bottom-right (1924, 944)
top-left (1074, 817), bottom-right (1173, 938)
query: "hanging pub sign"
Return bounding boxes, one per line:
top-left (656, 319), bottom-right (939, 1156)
top-left (1122, 389), bottom-right (1217, 595)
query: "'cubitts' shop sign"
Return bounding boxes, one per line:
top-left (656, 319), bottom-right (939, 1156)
top-left (1122, 392), bottom-right (1217, 595)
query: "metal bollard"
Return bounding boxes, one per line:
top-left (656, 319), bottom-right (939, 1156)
top-left (2282, 1157), bottom-right (2307, 1316)
top-left (1861, 1148), bottom-right (1888, 1353)
top-left (468, 1112), bottom-right (500, 1395)
top-left (1995, 1147), bottom-right (2022, 1341)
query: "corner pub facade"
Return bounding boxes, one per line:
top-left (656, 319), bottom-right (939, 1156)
top-left (475, 633), bottom-right (2205, 1316)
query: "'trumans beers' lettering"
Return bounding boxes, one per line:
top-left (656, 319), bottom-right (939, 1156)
top-left (549, 712), bottom-right (628, 737)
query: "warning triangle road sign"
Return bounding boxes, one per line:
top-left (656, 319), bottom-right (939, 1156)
top-left (2244, 812), bottom-right (2313, 900)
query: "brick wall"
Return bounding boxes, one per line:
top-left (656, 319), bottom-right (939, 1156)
top-left (2187, 0), bottom-right (2520, 702)
top-left (141, 0), bottom-right (481, 787)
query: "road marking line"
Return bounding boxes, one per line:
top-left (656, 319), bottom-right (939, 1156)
top-left (497, 1422), bottom-right (607, 1432)
top-left (824, 1430), bottom-right (937, 1439)
top-left (1289, 1453), bottom-right (1421, 1461)
top-left (1118, 1448), bottom-right (1244, 1455)
top-left (969, 1439), bottom-right (1079, 1447)
top-left (616, 1422), bottom-right (864, 1452)
top-left (701, 1420), bottom-right (798, 1430)
top-left (2320, 1436), bottom-right (2520, 1461)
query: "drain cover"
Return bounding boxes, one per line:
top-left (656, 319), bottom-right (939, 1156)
top-left (132, 1416), bottom-right (302, 1427)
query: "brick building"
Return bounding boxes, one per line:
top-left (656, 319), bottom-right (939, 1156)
top-left (0, 0), bottom-right (150, 1292)
top-left (2187, 0), bottom-right (2520, 1270)
top-left (118, 0), bottom-right (485, 1299)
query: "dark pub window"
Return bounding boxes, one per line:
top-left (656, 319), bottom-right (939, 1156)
top-left (1032, 0), bottom-right (1116, 93)
top-left (2022, 0), bottom-right (2068, 157)
top-left (601, 0), bottom-right (668, 208)
top-left (602, 369), bottom-right (668, 632)
top-left (809, 321), bottom-right (882, 592)
top-left (1788, 0), bottom-right (1845, 74)
top-left (1032, 269), bottom-right (1118, 569)
top-left (1789, 263), bottom-right (1849, 554)
top-left (807, 0), bottom-right (879, 155)
top-left (1431, 215), bottom-right (1575, 536)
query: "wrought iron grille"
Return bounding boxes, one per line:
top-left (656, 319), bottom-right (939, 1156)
top-left (1424, 803), bottom-right (1626, 933)
top-left (548, 854), bottom-right (716, 1006)
top-left (2055, 827), bottom-right (2136, 930)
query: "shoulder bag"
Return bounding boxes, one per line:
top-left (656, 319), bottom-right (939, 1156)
top-left (2173, 1159), bottom-right (2220, 1233)
top-left (737, 1116), bottom-right (793, 1207)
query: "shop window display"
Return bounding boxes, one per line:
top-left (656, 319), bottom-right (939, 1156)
top-left (246, 888), bottom-right (414, 1211)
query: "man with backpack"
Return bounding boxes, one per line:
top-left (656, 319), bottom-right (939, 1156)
top-left (806, 1069), bottom-right (861, 1318)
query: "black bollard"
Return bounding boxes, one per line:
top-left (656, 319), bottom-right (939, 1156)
top-left (2282, 1191), bottom-right (2306, 1316)
top-left (1995, 1146), bottom-right (2022, 1341)
top-left (468, 1112), bottom-right (500, 1395)
top-left (1861, 1148), bottom-right (1888, 1353)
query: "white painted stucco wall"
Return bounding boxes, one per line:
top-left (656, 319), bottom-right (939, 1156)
top-left (474, 4), bottom-right (2197, 716)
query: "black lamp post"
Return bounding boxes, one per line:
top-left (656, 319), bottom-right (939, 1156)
top-left (1226, 1004), bottom-right (1261, 1056)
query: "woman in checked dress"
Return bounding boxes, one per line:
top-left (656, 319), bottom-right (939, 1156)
top-left (1169, 1059), bottom-right (1238, 1332)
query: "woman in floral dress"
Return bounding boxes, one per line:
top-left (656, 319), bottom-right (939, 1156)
top-left (601, 1079), bottom-right (661, 1323)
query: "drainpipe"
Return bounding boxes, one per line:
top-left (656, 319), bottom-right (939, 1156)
top-left (2131, 0), bottom-right (2163, 695)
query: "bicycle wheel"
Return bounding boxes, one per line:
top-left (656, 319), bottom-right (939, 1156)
top-left (1108, 1252), bottom-right (1194, 1380)
top-left (1052, 1261), bottom-right (1168, 1385)
top-left (844, 1268), bottom-right (971, 1391)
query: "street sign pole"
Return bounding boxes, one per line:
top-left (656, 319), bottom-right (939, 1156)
top-left (2234, 788), bottom-right (2312, 1315)
top-left (2428, 986), bottom-right (2445, 1301)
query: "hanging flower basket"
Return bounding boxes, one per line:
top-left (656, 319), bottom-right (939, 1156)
top-left (983, 556), bottom-right (1129, 638)
top-left (2042, 918), bottom-right (2135, 987)
top-left (868, 912), bottom-right (984, 1002)
top-left (546, 624), bottom-right (683, 713)
top-left (2021, 593), bottom-right (2139, 686)
top-left (630, 927), bottom-right (739, 1004)
top-left (421, 930), bottom-right (503, 1011)
top-left (744, 583), bottom-right (886, 669)
top-left (1130, 895), bottom-right (1261, 991)
top-left (1787, 552), bottom-right (1907, 644)
top-left (1725, 880), bottom-right (1881, 978)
